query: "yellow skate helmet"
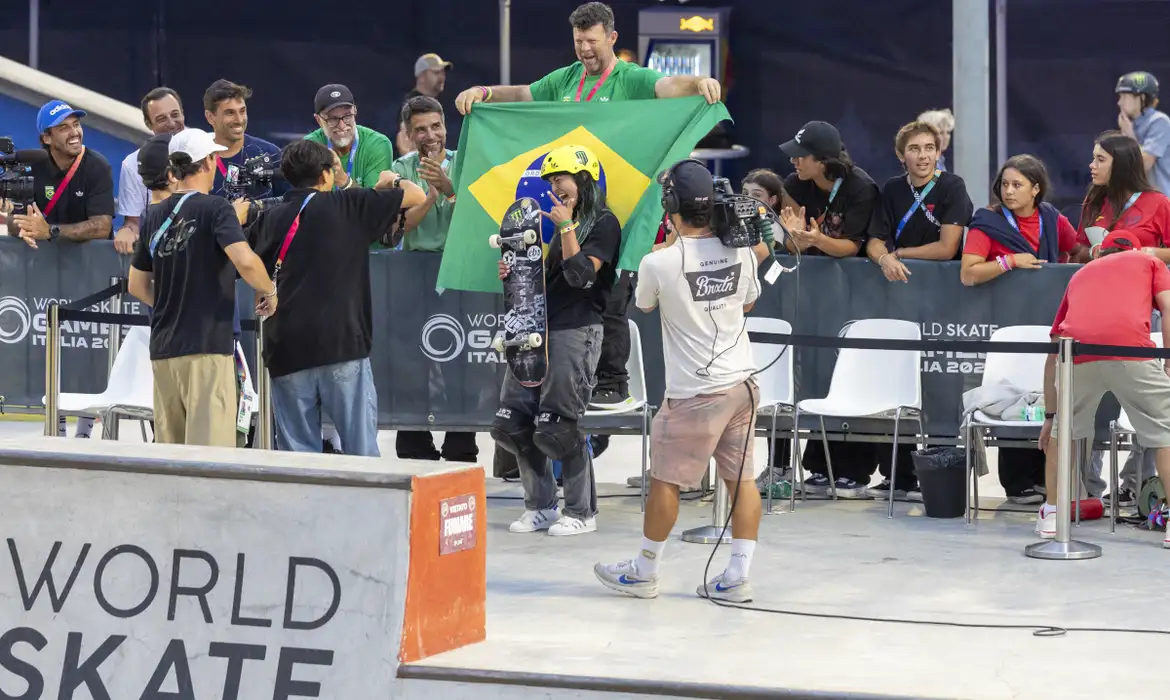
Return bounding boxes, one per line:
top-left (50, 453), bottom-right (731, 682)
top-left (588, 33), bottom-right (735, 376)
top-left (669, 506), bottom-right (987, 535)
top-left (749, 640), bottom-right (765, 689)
top-left (540, 145), bottom-right (601, 182)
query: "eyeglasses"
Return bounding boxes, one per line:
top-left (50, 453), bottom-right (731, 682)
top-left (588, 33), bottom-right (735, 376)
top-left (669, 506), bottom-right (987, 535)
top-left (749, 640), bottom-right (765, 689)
top-left (323, 113), bottom-right (355, 128)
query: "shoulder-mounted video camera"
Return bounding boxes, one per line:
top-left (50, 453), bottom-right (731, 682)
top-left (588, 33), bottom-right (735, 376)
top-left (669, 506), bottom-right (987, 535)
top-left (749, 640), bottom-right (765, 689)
top-left (711, 176), bottom-right (779, 249)
top-left (0, 137), bottom-right (44, 206)
top-left (224, 152), bottom-right (278, 200)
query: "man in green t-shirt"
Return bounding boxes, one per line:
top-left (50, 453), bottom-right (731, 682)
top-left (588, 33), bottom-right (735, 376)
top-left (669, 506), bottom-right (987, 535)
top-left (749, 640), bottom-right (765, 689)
top-left (455, 1), bottom-right (721, 415)
top-left (305, 84), bottom-right (393, 189)
top-left (391, 94), bottom-right (480, 466)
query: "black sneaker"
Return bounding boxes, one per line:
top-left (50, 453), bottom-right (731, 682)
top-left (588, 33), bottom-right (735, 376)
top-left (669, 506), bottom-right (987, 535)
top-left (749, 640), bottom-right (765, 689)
top-left (589, 388), bottom-right (628, 409)
top-left (869, 479), bottom-right (924, 502)
top-left (1103, 488), bottom-right (1137, 508)
top-left (322, 440), bottom-right (339, 454)
top-left (1007, 487), bottom-right (1044, 505)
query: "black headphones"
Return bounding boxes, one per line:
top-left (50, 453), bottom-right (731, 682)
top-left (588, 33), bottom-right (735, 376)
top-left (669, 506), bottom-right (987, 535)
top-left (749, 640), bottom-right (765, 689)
top-left (660, 158), bottom-right (708, 215)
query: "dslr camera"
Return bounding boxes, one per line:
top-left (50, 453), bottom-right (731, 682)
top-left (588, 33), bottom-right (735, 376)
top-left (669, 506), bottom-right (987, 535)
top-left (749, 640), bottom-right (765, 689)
top-left (224, 152), bottom-right (278, 200)
top-left (0, 137), bottom-right (38, 205)
top-left (711, 176), bottom-right (776, 248)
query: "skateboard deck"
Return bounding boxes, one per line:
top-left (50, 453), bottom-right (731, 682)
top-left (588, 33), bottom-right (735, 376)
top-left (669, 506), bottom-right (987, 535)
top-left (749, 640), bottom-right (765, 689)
top-left (490, 197), bottom-right (548, 387)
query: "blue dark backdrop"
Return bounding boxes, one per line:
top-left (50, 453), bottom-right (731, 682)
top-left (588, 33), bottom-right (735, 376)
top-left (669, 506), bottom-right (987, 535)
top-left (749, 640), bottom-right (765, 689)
top-left (2, 0), bottom-right (1168, 214)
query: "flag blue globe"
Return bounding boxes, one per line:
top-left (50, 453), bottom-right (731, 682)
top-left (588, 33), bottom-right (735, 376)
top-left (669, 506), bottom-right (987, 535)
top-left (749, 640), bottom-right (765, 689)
top-left (515, 154), bottom-right (608, 245)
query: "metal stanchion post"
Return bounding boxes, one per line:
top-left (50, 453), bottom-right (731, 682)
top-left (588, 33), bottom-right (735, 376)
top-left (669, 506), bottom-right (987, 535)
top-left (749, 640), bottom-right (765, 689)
top-left (1025, 336), bottom-right (1102, 560)
top-left (104, 276), bottom-right (122, 440)
top-left (254, 317), bottom-right (273, 450)
top-left (682, 463), bottom-right (733, 544)
top-left (43, 303), bottom-right (60, 437)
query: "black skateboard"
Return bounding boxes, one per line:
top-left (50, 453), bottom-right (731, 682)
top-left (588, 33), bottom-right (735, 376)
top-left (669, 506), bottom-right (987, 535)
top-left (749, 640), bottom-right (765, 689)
top-left (490, 197), bottom-right (547, 387)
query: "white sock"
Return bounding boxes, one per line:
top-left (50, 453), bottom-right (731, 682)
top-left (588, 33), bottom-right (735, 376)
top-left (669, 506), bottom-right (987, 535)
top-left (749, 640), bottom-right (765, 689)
top-left (1040, 503), bottom-right (1056, 517)
top-left (724, 539), bottom-right (756, 581)
top-left (634, 537), bottom-right (666, 578)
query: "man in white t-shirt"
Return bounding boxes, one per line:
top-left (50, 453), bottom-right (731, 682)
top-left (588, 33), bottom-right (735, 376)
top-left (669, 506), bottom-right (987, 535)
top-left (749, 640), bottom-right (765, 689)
top-left (594, 160), bottom-right (763, 603)
top-left (114, 87), bottom-right (186, 254)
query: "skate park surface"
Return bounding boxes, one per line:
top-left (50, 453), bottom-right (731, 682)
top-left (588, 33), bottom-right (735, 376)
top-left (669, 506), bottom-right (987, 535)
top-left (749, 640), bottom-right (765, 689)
top-left (2, 419), bottom-right (1161, 700)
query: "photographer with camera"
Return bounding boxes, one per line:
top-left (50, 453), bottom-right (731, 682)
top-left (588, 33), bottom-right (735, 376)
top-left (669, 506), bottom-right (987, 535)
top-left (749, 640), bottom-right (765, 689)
top-left (203, 80), bottom-right (287, 201)
top-left (594, 159), bottom-right (762, 602)
top-left (247, 140), bottom-right (423, 456)
top-left (128, 129), bottom-right (278, 447)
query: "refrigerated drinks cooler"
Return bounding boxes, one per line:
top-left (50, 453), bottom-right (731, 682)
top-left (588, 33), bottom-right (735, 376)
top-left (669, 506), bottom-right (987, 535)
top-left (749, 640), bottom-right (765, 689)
top-left (638, 6), bottom-right (746, 171)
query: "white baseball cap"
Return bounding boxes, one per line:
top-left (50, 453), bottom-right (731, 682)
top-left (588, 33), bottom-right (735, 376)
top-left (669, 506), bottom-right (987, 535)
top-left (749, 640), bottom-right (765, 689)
top-left (169, 128), bottom-right (227, 162)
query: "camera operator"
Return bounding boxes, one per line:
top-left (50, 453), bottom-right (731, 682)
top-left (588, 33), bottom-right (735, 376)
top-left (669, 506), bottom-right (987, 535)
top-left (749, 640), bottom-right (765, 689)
top-left (203, 79), bottom-right (287, 201)
top-left (594, 159), bottom-right (762, 602)
top-left (114, 87), bottom-right (185, 254)
top-left (247, 141), bottom-right (422, 456)
top-left (8, 99), bottom-right (115, 440)
top-left (128, 129), bottom-right (277, 447)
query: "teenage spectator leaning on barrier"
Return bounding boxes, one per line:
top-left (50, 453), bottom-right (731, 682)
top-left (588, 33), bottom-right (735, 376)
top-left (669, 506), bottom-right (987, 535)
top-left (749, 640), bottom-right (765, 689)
top-left (248, 141), bottom-right (422, 457)
top-left (777, 119), bottom-right (881, 499)
top-left (114, 87), bottom-right (186, 254)
top-left (1115, 71), bottom-right (1170, 194)
top-left (1037, 231), bottom-right (1170, 545)
top-left (9, 99), bottom-right (116, 441)
top-left (305, 84), bottom-right (393, 190)
top-left (390, 95), bottom-right (480, 463)
top-left (128, 129), bottom-right (278, 447)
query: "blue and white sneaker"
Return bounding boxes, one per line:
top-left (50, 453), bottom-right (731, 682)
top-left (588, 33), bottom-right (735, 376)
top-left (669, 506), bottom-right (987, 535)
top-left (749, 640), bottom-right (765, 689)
top-left (593, 559), bottom-right (659, 599)
top-left (696, 572), bottom-right (753, 603)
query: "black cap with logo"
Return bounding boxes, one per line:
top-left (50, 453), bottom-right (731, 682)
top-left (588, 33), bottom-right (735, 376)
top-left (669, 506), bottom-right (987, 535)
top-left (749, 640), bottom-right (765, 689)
top-left (1116, 71), bottom-right (1159, 98)
top-left (314, 84), bottom-right (356, 114)
top-left (779, 121), bottom-right (843, 159)
top-left (659, 159), bottom-right (714, 211)
top-left (137, 133), bottom-right (174, 190)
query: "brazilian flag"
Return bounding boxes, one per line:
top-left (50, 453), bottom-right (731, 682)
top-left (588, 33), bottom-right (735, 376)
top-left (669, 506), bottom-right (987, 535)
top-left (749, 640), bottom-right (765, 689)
top-left (437, 96), bottom-right (731, 293)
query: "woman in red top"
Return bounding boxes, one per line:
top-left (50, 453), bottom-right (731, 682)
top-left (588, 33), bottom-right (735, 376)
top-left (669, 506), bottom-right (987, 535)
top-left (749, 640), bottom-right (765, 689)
top-left (960, 154), bottom-right (1082, 286)
top-left (1073, 130), bottom-right (1170, 261)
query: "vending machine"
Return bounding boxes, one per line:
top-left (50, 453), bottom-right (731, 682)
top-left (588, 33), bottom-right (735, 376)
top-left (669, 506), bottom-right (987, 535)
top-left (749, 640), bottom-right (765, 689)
top-left (637, 6), bottom-right (731, 86)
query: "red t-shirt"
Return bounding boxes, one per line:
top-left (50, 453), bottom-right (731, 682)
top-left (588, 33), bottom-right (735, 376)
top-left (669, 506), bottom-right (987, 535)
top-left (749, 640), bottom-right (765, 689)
top-left (963, 209), bottom-right (1078, 261)
top-left (1050, 250), bottom-right (1170, 363)
top-left (1075, 191), bottom-right (1170, 249)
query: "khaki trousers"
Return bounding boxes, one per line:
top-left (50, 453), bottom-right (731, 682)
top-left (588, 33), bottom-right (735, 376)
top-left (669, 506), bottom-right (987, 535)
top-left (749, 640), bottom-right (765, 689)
top-left (152, 354), bottom-right (237, 447)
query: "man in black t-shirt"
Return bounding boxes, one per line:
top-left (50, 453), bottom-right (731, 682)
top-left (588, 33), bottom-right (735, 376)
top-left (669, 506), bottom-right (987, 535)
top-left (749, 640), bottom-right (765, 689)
top-left (491, 145), bottom-right (621, 537)
top-left (247, 141), bottom-right (422, 457)
top-left (861, 120), bottom-right (974, 500)
top-left (778, 120), bottom-right (878, 259)
top-left (128, 129), bottom-right (279, 447)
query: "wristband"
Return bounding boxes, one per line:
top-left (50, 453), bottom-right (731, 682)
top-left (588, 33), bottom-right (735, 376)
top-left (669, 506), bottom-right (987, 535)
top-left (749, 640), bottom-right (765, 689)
top-left (1044, 411), bottom-right (1056, 420)
top-left (877, 253), bottom-right (890, 266)
top-left (479, 86), bottom-right (493, 102)
top-left (445, 192), bottom-right (457, 203)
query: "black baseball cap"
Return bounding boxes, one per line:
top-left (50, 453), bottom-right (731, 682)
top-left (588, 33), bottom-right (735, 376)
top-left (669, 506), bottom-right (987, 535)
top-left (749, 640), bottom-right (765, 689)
top-left (779, 121), bottom-right (843, 159)
top-left (137, 133), bottom-right (173, 189)
top-left (1116, 71), bottom-right (1159, 98)
top-left (659, 159), bottom-right (714, 209)
top-left (314, 84), bottom-right (355, 114)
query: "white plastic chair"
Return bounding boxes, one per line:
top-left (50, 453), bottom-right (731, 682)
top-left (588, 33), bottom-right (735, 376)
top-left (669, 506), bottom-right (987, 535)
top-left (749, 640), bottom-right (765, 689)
top-left (747, 317), bottom-right (797, 514)
top-left (963, 325), bottom-right (1051, 523)
top-left (584, 320), bottom-right (651, 509)
top-left (46, 326), bottom-right (154, 439)
top-left (1107, 332), bottom-right (1162, 532)
top-left (796, 318), bottom-right (924, 518)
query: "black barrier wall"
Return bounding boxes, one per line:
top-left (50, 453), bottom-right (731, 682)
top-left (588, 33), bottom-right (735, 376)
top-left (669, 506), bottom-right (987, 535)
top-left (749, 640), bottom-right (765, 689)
top-left (0, 238), bottom-right (1107, 439)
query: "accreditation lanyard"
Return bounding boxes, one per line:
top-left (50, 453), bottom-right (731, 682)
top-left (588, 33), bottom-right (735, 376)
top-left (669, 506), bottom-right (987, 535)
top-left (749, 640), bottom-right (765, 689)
top-left (329, 129), bottom-right (359, 182)
top-left (575, 60), bottom-right (615, 102)
top-left (814, 178), bottom-right (844, 226)
top-left (148, 192), bottom-right (198, 257)
top-left (1119, 191), bottom-right (1142, 217)
top-left (273, 192), bottom-right (316, 283)
top-left (1002, 207), bottom-right (1043, 253)
top-left (894, 170), bottom-right (941, 242)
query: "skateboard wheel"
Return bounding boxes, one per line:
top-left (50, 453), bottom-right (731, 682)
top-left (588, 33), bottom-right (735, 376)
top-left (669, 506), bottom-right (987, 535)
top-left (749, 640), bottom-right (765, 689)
top-left (489, 234), bottom-right (502, 249)
top-left (522, 229), bottom-right (538, 245)
top-left (1139, 476), bottom-right (1166, 519)
top-left (528, 333), bottom-right (543, 348)
top-left (492, 337), bottom-right (505, 353)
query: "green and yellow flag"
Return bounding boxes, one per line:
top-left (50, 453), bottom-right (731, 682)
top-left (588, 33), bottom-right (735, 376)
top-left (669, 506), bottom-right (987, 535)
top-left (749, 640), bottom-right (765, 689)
top-left (437, 96), bottom-right (731, 293)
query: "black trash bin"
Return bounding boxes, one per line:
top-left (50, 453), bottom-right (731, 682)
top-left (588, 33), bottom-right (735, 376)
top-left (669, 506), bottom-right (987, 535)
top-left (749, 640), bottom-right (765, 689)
top-left (912, 447), bottom-right (966, 518)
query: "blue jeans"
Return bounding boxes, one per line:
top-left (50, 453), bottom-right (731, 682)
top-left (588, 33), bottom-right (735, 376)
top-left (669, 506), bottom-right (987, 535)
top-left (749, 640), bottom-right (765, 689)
top-left (271, 358), bottom-right (380, 457)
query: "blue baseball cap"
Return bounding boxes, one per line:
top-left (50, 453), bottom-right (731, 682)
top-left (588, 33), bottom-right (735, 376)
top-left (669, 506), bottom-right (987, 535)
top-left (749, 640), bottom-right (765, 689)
top-left (37, 99), bottom-right (87, 133)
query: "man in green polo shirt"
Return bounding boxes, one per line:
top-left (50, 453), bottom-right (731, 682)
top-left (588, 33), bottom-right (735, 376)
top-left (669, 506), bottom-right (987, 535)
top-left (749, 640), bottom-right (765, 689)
top-left (305, 84), bottom-right (393, 189)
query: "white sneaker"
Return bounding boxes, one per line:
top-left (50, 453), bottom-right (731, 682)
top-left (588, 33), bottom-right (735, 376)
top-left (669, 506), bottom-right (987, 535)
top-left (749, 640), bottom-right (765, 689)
top-left (696, 572), bottom-right (753, 603)
top-left (1035, 504), bottom-right (1056, 539)
top-left (547, 514), bottom-right (597, 536)
top-left (593, 559), bottom-right (659, 599)
top-left (508, 508), bottom-right (559, 533)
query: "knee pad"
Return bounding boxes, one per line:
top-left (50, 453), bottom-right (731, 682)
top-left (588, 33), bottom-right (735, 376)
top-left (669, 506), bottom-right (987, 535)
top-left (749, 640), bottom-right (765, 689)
top-left (490, 407), bottom-right (533, 455)
top-left (533, 412), bottom-right (581, 461)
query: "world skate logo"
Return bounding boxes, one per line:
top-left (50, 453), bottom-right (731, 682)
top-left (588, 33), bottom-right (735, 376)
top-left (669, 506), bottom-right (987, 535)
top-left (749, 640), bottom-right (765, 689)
top-left (685, 263), bottom-right (741, 302)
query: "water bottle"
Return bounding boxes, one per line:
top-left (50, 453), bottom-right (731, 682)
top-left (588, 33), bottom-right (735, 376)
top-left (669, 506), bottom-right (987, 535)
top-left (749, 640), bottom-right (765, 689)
top-left (1018, 405), bottom-right (1045, 421)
